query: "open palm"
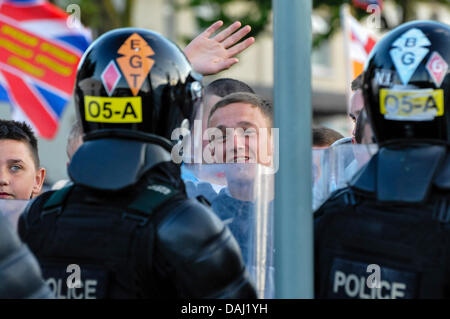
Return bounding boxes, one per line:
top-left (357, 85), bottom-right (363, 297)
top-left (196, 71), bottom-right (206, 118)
top-left (184, 21), bottom-right (255, 76)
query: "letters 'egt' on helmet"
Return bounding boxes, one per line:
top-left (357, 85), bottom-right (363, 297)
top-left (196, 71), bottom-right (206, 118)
top-left (363, 20), bottom-right (450, 144)
top-left (74, 28), bottom-right (203, 145)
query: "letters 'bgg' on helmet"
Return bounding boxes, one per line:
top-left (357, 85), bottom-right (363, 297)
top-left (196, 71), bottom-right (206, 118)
top-left (363, 20), bottom-right (450, 144)
top-left (74, 28), bottom-right (202, 144)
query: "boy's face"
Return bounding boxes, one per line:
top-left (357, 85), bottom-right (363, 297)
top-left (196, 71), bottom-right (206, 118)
top-left (0, 139), bottom-right (45, 200)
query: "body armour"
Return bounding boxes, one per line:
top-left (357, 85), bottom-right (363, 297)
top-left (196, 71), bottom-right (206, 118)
top-left (314, 144), bottom-right (450, 299)
top-left (18, 137), bottom-right (257, 299)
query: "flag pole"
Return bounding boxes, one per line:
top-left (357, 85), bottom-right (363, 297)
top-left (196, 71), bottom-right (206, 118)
top-left (273, 0), bottom-right (313, 298)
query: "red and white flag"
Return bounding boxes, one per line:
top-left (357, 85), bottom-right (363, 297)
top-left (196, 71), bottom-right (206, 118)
top-left (342, 6), bottom-right (378, 82)
top-left (341, 5), bottom-right (378, 114)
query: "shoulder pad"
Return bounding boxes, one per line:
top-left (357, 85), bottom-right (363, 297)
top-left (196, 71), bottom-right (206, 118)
top-left (352, 145), bottom-right (446, 202)
top-left (157, 199), bottom-right (225, 259)
top-left (69, 138), bottom-right (172, 191)
top-left (155, 198), bottom-right (256, 298)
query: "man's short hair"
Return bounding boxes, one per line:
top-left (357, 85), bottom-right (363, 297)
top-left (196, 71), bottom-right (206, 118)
top-left (351, 73), bottom-right (364, 91)
top-left (313, 126), bottom-right (344, 147)
top-left (0, 120), bottom-right (40, 167)
top-left (205, 78), bottom-right (254, 97)
top-left (208, 92), bottom-right (273, 127)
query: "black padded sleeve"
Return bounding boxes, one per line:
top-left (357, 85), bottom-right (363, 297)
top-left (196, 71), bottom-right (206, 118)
top-left (154, 198), bottom-right (257, 299)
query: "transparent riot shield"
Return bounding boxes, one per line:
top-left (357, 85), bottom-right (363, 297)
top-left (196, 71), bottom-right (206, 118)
top-left (0, 199), bottom-right (29, 231)
top-left (183, 163), bottom-right (275, 299)
top-left (312, 143), bottom-right (378, 211)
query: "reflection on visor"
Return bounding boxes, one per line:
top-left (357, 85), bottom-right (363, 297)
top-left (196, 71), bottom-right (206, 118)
top-left (189, 81), bottom-right (203, 101)
top-left (312, 143), bottom-right (378, 211)
top-left (182, 163), bottom-right (274, 298)
top-left (0, 199), bottom-right (29, 231)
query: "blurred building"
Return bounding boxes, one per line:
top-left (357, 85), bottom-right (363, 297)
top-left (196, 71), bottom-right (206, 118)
top-left (132, 0), bottom-right (449, 137)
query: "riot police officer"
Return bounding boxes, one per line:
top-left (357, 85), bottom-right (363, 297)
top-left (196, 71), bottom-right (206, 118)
top-left (18, 28), bottom-right (257, 299)
top-left (314, 20), bottom-right (450, 299)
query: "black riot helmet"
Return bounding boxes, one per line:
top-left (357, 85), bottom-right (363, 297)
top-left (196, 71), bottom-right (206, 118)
top-left (74, 28), bottom-right (203, 147)
top-left (363, 20), bottom-right (450, 145)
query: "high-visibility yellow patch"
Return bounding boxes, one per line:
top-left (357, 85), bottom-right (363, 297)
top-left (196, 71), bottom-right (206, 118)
top-left (380, 88), bottom-right (444, 121)
top-left (84, 96), bottom-right (142, 123)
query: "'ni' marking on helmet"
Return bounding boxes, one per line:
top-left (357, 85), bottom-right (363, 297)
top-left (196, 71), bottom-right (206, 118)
top-left (389, 28), bottom-right (431, 85)
top-left (147, 185), bottom-right (171, 195)
top-left (374, 69), bottom-right (395, 86)
top-left (426, 51), bottom-right (448, 88)
top-left (116, 33), bottom-right (155, 96)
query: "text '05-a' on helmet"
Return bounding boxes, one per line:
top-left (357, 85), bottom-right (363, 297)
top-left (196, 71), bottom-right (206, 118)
top-left (74, 28), bottom-right (203, 144)
top-left (362, 20), bottom-right (450, 144)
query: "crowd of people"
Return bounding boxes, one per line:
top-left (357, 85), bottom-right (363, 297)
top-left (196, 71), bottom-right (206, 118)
top-left (0, 17), bottom-right (449, 299)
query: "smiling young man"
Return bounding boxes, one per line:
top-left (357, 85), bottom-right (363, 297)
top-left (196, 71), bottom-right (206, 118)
top-left (206, 92), bottom-right (274, 200)
top-left (0, 120), bottom-right (45, 200)
top-left (206, 92), bottom-right (275, 298)
top-left (207, 92), bottom-right (274, 167)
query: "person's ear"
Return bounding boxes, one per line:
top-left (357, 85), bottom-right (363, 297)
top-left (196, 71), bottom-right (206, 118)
top-left (31, 167), bottom-right (46, 198)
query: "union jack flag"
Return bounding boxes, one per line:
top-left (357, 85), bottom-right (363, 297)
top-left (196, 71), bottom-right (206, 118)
top-left (0, 0), bottom-right (91, 139)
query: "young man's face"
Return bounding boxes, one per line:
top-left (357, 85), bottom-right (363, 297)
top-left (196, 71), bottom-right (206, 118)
top-left (0, 139), bottom-right (45, 200)
top-left (349, 89), bottom-right (364, 143)
top-left (208, 102), bottom-right (273, 167)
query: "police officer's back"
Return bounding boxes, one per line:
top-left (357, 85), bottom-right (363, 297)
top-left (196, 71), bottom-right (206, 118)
top-left (18, 28), bottom-right (257, 299)
top-left (314, 21), bottom-right (450, 299)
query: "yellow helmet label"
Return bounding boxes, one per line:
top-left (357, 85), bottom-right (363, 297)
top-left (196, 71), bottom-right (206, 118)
top-left (380, 88), bottom-right (444, 121)
top-left (84, 96), bottom-right (142, 123)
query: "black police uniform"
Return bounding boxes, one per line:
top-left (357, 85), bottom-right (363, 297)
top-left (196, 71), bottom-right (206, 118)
top-left (314, 21), bottom-right (450, 299)
top-left (18, 28), bottom-right (257, 299)
top-left (0, 213), bottom-right (53, 298)
top-left (19, 137), bottom-right (256, 298)
top-left (315, 144), bottom-right (450, 298)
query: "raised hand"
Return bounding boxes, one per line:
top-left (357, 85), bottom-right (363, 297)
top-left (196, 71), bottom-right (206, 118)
top-left (184, 21), bottom-right (255, 76)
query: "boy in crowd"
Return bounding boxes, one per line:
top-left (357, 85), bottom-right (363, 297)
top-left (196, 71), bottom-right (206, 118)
top-left (0, 120), bottom-right (52, 298)
top-left (0, 120), bottom-right (45, 200)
